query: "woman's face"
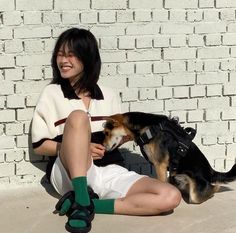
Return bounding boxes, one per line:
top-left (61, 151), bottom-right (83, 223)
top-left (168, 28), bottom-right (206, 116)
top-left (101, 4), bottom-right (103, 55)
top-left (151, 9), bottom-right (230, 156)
top-left (56, 44), bottom-right (84, 85)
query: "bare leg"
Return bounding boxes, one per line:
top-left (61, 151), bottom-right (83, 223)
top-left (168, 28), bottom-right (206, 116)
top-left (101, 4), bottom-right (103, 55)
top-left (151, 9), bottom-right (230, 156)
top-left (114, 177), bottom-right (182, 216)
top-left (60, 110), bottom-right (92, 178)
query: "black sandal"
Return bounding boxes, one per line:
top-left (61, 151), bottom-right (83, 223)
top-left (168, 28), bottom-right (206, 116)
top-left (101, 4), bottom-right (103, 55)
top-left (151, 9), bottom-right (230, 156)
top-left (55, 191), bottom-right (75, 216)
top-left (55, 187), bottom-right (99, 216)
top-left (65, 201), bottom-right (95, 233)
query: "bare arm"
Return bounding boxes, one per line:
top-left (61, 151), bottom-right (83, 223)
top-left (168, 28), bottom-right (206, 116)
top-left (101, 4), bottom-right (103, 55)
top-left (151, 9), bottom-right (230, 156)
top-left (33, 140), bottom-right (60, 157)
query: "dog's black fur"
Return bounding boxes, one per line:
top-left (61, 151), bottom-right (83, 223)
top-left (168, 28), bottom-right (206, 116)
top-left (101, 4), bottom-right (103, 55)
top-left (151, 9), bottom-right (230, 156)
top-left (103, 112), bottom-right (236, 204)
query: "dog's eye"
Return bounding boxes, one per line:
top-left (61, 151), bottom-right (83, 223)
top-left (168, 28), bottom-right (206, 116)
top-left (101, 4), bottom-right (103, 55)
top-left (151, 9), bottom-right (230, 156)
top-left (104, 131), bottom-right (109, 136)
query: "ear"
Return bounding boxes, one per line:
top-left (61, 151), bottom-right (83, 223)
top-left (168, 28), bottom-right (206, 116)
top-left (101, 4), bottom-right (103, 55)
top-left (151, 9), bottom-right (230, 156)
top-left (102, 117), bottom-right (120, 129)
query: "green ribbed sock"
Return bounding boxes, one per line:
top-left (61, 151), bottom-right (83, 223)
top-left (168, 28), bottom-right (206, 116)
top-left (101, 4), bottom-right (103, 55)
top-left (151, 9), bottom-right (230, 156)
top-left (93, 199), bottom-right (115, 214)
top-left (69, 177), bottom-right (90, 229)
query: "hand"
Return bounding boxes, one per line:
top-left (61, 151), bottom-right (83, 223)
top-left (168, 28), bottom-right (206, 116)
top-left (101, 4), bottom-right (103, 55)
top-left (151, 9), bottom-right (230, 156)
top-left (90, 143), bottom-right (105, 160)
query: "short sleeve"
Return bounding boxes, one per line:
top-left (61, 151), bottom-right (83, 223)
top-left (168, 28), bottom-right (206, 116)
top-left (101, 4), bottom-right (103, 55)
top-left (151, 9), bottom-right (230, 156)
top-left (31, 98), bottom-right (56, 149)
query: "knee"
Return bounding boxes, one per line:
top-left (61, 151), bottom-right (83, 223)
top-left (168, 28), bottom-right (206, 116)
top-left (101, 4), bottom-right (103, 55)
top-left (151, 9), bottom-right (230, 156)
top-left (66, 110), bottom-right (90, 128)
top-left (163, 186), bottom-right (182, 211)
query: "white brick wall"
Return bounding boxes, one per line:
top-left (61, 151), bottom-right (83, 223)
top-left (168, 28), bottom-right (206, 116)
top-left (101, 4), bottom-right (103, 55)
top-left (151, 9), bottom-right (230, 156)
top-left (0, 0), bottom-right (236, 186)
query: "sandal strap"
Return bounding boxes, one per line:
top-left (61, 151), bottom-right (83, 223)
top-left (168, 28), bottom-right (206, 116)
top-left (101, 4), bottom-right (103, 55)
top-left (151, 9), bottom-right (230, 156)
top-left (68, 202), bottom-right (95, 224)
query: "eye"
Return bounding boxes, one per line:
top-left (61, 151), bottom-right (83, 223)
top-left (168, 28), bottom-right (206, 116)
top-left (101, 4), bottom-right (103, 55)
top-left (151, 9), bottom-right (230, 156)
top-left (104, 131), bottom-right (109, 136)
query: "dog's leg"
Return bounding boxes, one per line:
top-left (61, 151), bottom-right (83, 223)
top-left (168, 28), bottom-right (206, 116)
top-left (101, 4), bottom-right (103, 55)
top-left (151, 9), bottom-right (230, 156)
top-left (154, 162), bottom-right (168, 182)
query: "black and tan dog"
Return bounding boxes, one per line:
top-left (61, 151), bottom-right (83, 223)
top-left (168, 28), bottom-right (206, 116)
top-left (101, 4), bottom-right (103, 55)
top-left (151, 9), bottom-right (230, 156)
top-left (102, 112), bottom-right (236, 204)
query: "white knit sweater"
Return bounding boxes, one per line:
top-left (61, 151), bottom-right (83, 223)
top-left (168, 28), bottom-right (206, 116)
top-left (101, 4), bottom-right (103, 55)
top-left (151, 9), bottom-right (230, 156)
top-left (31, 83), bottom-right (121, 148)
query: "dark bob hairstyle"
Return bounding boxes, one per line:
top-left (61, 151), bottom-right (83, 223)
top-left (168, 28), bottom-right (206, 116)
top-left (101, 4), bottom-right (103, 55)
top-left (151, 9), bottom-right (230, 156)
top-left (51, 28), bottom-right (101, 98)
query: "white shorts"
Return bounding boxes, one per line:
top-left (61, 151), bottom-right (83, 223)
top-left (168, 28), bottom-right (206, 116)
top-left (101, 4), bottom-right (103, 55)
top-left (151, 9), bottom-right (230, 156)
top-left (50, 156), bottom-right (146, 199)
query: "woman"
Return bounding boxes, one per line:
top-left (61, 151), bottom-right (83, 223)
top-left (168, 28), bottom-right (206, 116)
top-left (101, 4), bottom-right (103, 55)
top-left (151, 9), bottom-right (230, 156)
top-left (31, 28), bottom-right (181, 233)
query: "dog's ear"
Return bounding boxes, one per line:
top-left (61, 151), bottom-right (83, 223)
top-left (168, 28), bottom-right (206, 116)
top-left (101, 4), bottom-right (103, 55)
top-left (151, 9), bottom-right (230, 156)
top-left (102, 117), bottom-right (120, 129)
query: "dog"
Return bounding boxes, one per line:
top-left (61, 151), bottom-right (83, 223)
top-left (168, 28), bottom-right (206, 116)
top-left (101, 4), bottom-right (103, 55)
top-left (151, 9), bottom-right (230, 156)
top-left (102, 112), bottom-right (236, 204)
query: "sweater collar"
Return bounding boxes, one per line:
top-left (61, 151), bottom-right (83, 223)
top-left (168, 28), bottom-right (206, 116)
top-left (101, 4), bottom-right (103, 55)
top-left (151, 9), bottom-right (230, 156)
top-left (60, 82), bottom-right (104, 100)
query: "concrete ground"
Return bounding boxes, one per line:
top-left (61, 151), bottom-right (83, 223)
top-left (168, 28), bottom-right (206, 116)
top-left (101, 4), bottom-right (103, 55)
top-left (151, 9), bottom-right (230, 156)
top-left (0, 181), bottom-right (236, 233)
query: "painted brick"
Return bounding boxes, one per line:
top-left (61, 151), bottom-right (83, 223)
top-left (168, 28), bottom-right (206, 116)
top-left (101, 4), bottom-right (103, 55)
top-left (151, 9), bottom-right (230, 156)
top-left (26, 94), bottom-right (40, 107)
top-left (224, 83), bottom-right (236, 95)
top-left (23, 11), bottom-right (42, 25)
top-left (136, 36), bottom-right (152, 48)
top-left (4, 68), bottom-right (23, 81)
top-left (90, 25), bottom-right (125, 36)
top-left (0, 27), bottom-right (13, 40)
top-left (117, 10), bottom-right (133, 22)
top-left (222, 108), bottom-right (236, 120)
top-left (24, 67), bottom-right (43, 80)
top-left (164, 48), bottom-right (196, 60)
top-left (152, 10), bottom-right (169, 22)
top-left (43, 12), bottom-right (61, 24)
top-left (24, 40), bottom-right (44, 53)
top-left (220, 9), bottom-right (236, 21)
top-left (100, 37), bottom-right (117, 50)
top-left (118, 36), bottom-right (135, 49)
top-left (198, 47), bottom-right (229, 59)
top-left (220, 59), bottom-right (236, 71)
top-left (7, 95), bottom-right (25, 108)
top-left (161, 23), bottom-right (194, 34)
top-left (17, 108), bottom-right (34, 121)
top-left (153, 61), bottom-right (170, 74)
top-left (5, 123), bottom-right (24, 136)
top-left (16, 135), bottom-right (29, 148)
top-left (100, 63), bottom-right (117, 76)
top-left (197, 72), bottom-right (228, 84)
top-left (188, 34), bottom-right (204, 47)
top-left (61, 11), bottom-right (79, 25)
top-left (127, 50), bottom-right (161, 61)
top-left (170, 61), bottom-right (186, 72)
top-left (0, 0), bottom-right (14, 11)
top-left (80, 11), bottom-right (97, 24)
top-left (0, 55), bottom-right (15, 68)
top-left (205, 109), bottom-right (221, 121)
top-left (202, 135), bottom-right (217, 145)
top-left (139, 88), bottom-right (156, 100)
top-left (5, 149), bottom-right (24, 162)
top-left (136, 62), bottom-right (152, 74)
top-left (16, 54), bottom-right (51, 66)
top-left (163, 73), bottom-right (195, 86)
top-left (129, 0), bottom-right (162, 9)
top-left (199, 0), bottom-right (215, 8)
top-left (205, 34), bottom-right (221, 46)
top-left (188, 110), bottom-right (204, 122)
top-left (203, 10), bottom-right (220, 21)
top-left (128, 75), bottom-right (162, 88)
top-left (130, 100), bottom-right (163, 112)
top-left (134, 10), bottom-right (152, 22)
top-left (187, 10), bottom-right (203, 22)
top-left (55, 0), bottom-right (89, 10)
top-left (0, 81), bottom-right (14, 95)
top-left (169, 10), bottom-right (186, 22)
top-left (126, 23), bottom-right (160, 35)
top-left (187, 60), bottom-right (203, 72)
top-left (15, 80), bottom-right (49, 94)
top-left (99, 11), bottom-right (116, 23)
top-left (156, 87), bottom-right (172, 100)
top-left (173, 86), bottom-right (189, 98)
top-left (204, 60), bottom-right (220, 71)
top-left (216, 0), bottom-right (236, 8)
top-left (197, 122), bottom-right (228, 135)
top-left (206, 84), bottom-right (222, 97)
top-left (16, 0), bottom-right (52, 10)
top-left (195, 22), bottom-right (227, 33)
top-left (190, 85), bottom-right (206, 97)
top-left (16, 161), bottom-right (46, 176)
top-left (0, 136), bottom-right (15, 149)
top-left (165, 99), bottom-right (197, 111)
top-left (0, 109), bottom-right (15, 122)
top-left (198, 97), bottom-right (229, 109)
top-left (92, 0), bottom-right (127, 9)
top-left (222, 33), bottom-right (236, 45)
top-left (14, 26), bottom-right (51, 39)
top-left (0, 163), bottom-right (15, 177)
top-left (165, 0), bottom-right (198, 9)
top-left (5, 40), bottom-right (23, 54)
top-left (117, 63), bottom-right (135, 74)
top-left (2, 11), bottom-right (22, 25)
top-left (153, 36), bottom-right (170, 48)
top-left (121, 88), bottom-right (139, 102)
top-left (100, 51), bottom-right (126, 63)
top-left (170, 35), bottom-right (186, 47)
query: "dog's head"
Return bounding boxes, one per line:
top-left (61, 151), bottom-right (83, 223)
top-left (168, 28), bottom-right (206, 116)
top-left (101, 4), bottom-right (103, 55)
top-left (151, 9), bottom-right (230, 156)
top-left (102, 114), bottom-right (134, 151)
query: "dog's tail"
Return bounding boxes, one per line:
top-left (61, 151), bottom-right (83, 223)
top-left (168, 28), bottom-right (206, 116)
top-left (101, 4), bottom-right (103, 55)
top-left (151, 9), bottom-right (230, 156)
top-left (211, 164), bottom-right (236, 183)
